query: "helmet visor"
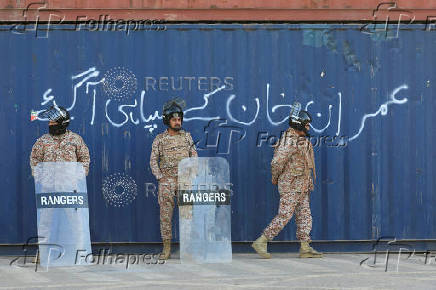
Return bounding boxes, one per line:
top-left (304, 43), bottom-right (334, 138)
top-left (39, 105), bottom-right (69, 123)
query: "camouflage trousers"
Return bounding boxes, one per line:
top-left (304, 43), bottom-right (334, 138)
top-left (158, 176), bottom-right (178, 241)
top-left (263, 190), bottom-right (312, 241)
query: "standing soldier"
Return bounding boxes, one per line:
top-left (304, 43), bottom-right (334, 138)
top-left (30, 105), bottom-right (90, 176)
top-left (150, 98), bottom-right (197, 259)
top-left (30, 105), bottom-right (90, 263)
top-left (252, 103), bottom-right (322, 259)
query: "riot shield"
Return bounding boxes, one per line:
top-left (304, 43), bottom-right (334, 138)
top-left (34, 162), bottom-right (92, 268)
top-left (178, 157), bottom-right (232, 263)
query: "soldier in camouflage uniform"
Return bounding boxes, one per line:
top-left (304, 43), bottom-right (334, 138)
top-left (150, 98), bottom-right (197, 259)
top-left (30, 105), bottom-right (90, 176)
top-left (30, 105), bottom-right (90, 264)
top-left (252, 103), bottom-right (322, 259)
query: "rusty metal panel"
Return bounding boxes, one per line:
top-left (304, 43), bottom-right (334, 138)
top-left (3, 0), bottom-right (436, 9)
top-left (0, 24), bottom-right (435, 247)
top-left (1, 1), bottom-right (436, 21)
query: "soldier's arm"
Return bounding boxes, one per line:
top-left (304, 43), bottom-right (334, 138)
top-left (310, 144), bottom-right (316, 185)
top-left (30, 138), bottom-right (44, 176)
top-left (76, 135), bottom-right (90, 176)
top-left (270, 137), bottom-right (295, 183)
top-left (187, 133), bottom-right (198, 157)
top-left (150, 136), bottom-right (163, 180)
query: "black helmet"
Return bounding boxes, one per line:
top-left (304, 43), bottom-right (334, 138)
top-left (39, 105), bottom-right (70, 127)
top-left (297, 110), bottom-right (312, 125)
top-left (162, 98), bottom-right (185, 126)
top-left (289, 102), bottom-right (312, 133)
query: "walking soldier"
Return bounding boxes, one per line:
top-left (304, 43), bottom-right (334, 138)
top-left (252, 102), bottom-right (322, 259)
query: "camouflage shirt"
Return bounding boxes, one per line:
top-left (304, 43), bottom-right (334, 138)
top-left (271, 127), bottom-right (316, 191)
top-left (150, 129), bottom-right (197, 180)
top-left (30, 130), bottom-right (90, 176)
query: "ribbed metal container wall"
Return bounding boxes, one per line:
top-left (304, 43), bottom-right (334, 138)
top-left (0, 24), bottom-right (435, 246)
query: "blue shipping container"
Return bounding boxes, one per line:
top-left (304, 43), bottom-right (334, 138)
top-left (0, 24), bottom-right (435, 247)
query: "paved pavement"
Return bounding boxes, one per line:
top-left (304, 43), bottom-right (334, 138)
top-left (1, 252), bottom-right (436, 289)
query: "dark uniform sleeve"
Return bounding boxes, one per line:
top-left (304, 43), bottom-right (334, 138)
top-left (150, 136), bottom-right (163, 180)
top-left (30, 138), bottom-right (44, 176)
top-left (76, 135), bottom-right (90, 176)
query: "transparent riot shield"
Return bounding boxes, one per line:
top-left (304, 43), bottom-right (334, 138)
top-left (178, 157), bottom-right (232, 263)
top-left (34, 162), bottom-right (92, 268)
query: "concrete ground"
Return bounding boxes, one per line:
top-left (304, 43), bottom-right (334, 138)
top-left (1, 252), bottom-right (436, 289)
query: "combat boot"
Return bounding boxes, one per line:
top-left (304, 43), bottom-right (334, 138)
top-left (251, 234), bottom-right (271, 259)
top-left (299, 241), bottom-right (323, 258)
top-left (159, 239), bottom-right (171, 260)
